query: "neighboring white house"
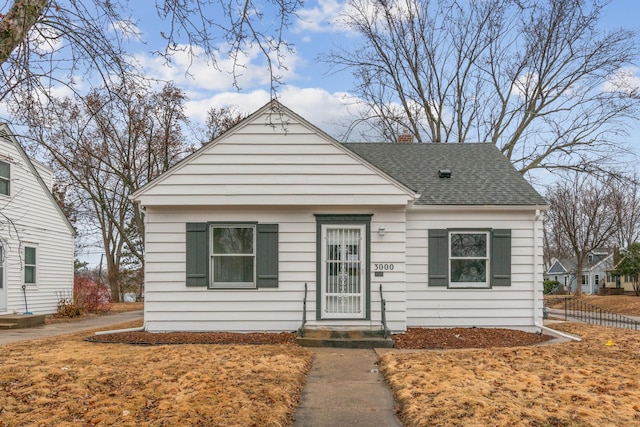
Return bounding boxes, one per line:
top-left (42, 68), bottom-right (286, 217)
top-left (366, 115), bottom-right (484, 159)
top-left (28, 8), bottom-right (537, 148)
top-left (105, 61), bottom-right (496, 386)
top-left (132, 101), bottom-right (548, 333)
top-left (544, 249), bottom-right (613, 295)
top-left (0, 124), bottom-right (75, 315)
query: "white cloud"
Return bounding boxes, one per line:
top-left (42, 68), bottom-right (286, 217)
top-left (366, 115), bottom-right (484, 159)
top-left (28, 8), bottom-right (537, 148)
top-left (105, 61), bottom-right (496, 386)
top-left (183, 86), bottom-right (364, 140)
top-left (296, 0), bottom-right (347, 33)
top-left (136, 43), bottom-right (301, 93)
top-left (604, 67), bottom-right (640, 94)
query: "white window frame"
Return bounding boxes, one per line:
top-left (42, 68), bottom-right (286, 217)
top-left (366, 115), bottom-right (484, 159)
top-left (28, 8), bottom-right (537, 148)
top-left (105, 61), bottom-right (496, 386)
top-left (209, 224), bottom-right (256, 289)
top-left (449, 231), bottom-right (490, 289)
top-left (24, 244), bottom-right (37, 285)
top-left (582, 274), bottom-right (587, 285)
top-left (0, 159), bottom-right (9, 196)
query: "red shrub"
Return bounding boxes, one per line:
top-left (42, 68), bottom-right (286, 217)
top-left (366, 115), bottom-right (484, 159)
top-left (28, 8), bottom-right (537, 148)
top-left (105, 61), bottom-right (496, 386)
top-left (74, 276), bottom-right (112, 313)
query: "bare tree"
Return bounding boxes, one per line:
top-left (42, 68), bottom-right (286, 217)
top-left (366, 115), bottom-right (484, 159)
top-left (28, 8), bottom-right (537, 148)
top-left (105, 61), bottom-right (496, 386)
top-left (202, 106), bottom-right (248, 144)
top-left (609, 174), bottom-right (640, 248)
top-left (19, 80), bottom-right (190, 300)
top-left (1, 0), bottom-right (302, 106)
top-left (545, 173), bottom-right (618, 296)
top-left (329, 0), bottom-right (639, 174)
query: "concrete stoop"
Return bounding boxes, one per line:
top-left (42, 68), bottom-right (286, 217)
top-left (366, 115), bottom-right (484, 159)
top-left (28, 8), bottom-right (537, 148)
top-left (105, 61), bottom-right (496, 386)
top-left (297, 326), bottom-right (394, 348)
top-left (0, 314), bottom-right (46, 330)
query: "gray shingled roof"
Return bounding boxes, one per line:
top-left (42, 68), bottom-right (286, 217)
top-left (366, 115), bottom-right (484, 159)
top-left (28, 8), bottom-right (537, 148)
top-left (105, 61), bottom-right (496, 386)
top-left (342, 142), bottom-right (547, 206)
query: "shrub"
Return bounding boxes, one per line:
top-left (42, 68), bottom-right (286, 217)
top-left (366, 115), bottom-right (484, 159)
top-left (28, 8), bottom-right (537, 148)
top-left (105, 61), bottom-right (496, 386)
top-left (74, 276), bottom-right (112, 313)
top-left (543, 279), bottom-right (561, 294)
top-left (55, 290), bottom-right (84, 317)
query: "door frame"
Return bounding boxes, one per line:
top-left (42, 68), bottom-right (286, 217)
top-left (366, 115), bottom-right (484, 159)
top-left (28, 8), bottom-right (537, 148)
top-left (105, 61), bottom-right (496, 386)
top-left (315, 214), bottom-right (371, 321)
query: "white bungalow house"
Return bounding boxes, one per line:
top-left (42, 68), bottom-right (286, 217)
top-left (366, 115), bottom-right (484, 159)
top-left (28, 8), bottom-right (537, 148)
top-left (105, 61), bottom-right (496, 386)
top-left (0, 124), bottom-right (75, 315)
top-left (544, 249), bottom-right (613, 295)
top-left (132, 101), bottom-right (548, 334)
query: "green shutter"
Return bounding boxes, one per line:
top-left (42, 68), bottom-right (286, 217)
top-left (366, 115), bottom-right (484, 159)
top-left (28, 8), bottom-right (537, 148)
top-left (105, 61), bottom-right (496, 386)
top-left (491, 229), bottom-right (511, 286)
top-left (186, 223), bottom-right (208, 287)
top-left (428, 229), bottom-right (448, 286)
top-left (256, 223), bottom-right (278, 288)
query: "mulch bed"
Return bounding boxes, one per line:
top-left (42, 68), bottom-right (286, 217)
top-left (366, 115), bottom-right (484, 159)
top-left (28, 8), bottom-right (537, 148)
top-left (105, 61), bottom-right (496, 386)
top-left (393, 327), bottom-right (553, 349)
top-left (86, 331), bottom-right (298, 345)
top-left (86, 327), bottom-right (553, 349)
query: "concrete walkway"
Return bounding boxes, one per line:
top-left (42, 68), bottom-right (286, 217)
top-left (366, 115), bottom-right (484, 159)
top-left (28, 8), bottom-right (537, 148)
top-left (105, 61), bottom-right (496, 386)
top-left (0, 310), bottom-right (143, 345)
top-left (293, 348), bottom-right (402, 427)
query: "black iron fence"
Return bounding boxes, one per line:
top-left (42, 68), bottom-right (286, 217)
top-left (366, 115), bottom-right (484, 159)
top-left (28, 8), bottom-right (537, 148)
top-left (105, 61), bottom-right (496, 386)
top-left (545, 297), bottom-right (640, 330)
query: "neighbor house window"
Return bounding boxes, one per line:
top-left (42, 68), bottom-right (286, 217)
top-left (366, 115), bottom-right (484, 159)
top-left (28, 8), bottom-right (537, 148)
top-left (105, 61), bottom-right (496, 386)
top-left (582, 274), bottom-right (587, 285)
top-left (449, 231), bottom-right (490, 288)
top-left (210, 224), bottom-right (256, 288)
top-left (0, 160), bottom-right (9, 196)
top-left (24, 246), bottom-right (36, 284)
top-left (595, 275), bottom-right (599, 285)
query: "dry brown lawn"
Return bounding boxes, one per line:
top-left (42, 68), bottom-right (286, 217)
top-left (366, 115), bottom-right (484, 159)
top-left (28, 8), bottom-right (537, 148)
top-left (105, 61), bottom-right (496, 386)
top-left (380, 322), bottom-right (640, 427)
top-left (0, 321), bottom-right (312, 426)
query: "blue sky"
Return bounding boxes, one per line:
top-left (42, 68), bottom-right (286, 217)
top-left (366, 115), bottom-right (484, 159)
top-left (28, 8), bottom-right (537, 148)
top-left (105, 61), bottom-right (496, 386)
top-left (120, 0), bottom-right (640, 143)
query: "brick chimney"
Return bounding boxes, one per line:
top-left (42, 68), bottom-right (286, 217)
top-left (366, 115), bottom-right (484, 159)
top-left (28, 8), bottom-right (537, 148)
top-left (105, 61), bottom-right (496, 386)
top-left (397, 131), bottom-right (414, 143)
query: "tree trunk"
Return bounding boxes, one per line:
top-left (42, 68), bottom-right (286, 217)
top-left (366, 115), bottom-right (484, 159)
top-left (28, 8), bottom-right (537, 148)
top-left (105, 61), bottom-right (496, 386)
top-left (575, 257), bottom-right (583, 297)
top-left (0, 0), bottom-right (48, 65)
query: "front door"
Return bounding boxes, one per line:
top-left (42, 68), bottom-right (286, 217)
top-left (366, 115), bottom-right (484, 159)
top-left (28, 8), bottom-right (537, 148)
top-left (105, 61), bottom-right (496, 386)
top-left (321, 225), bottom-right (366, 319)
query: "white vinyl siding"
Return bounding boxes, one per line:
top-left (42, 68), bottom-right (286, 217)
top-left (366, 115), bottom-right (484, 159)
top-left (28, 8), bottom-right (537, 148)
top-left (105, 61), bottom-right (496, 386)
top-left (0, 127), bottom-right (74, 314)
top-left (406, 208), bottom-right (543, 331)
top-left (143, 206), bottom-right (408, 332)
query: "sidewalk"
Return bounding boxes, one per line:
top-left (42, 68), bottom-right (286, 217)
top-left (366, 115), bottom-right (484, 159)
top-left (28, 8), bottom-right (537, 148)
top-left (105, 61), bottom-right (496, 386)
top-left (293, 348), bottom-right (402, 427)
top-left (0, 310), bottom-right (143, 345)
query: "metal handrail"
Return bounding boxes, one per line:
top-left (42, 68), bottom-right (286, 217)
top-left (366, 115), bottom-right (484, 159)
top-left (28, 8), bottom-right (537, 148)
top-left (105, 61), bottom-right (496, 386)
top-left (546, 296), bottom-right (640, 330)
top-left (297, 283), bottom-right (308, 337)
top-left (380, 284), bottom-right (390, 339)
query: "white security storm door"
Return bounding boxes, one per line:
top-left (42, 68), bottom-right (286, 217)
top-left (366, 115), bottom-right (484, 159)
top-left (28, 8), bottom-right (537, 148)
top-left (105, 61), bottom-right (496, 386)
top-left (0, 245), bottom-right (5, 311)
top-left (321, 225), bottom-right (366, 319)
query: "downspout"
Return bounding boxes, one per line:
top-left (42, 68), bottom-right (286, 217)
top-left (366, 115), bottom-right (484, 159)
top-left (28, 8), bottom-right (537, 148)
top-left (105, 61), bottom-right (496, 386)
top-left (94, 324), bottom-right (146, 336)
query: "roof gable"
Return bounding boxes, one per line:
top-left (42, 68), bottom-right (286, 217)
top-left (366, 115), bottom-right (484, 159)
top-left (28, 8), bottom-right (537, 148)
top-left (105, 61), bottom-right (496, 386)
top-left (133, 101), bottom-right (418, 206)
top-left (547, 260), bottom-right (568, 274)
top-left (0, 124), bottom-right (75, 235)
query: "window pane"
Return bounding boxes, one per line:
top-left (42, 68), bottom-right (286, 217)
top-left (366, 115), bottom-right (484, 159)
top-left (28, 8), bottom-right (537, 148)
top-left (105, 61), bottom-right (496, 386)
top-left (451, 260), bottom-right (486, 283)
top-left (213, 227), bottom-right (253, 254)
top-left (25, 266), bottom-right (35, 283)
top-left (451, 234), bottom-right (487, 257)
top-left (25, 247), bottom-right (36, 265)
top-left (0, 179), bottom-right (7, 195)
top-left (213, 256), bottom-right (254, 283)
top-left (0, 161), bottom-right (9, 178)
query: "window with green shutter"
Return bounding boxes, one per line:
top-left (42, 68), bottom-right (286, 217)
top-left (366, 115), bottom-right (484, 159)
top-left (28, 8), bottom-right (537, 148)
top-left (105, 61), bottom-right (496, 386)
top-left (24, 246), bottom-right (36, 284)
top-left (185, 222), bottom-right (279, 289)
top-left (0, 160), bottom-right (9, 196)
top-left (428, 229), bottom-right (511, 288)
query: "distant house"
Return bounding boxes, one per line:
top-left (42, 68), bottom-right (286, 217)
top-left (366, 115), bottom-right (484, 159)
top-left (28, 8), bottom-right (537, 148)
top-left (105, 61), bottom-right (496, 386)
top-left (544, 249), bottom-right (613, 294)
top-left (132, 101), bottom-right (548, 333)
top-left (0, 124), bottom-right (75, 314)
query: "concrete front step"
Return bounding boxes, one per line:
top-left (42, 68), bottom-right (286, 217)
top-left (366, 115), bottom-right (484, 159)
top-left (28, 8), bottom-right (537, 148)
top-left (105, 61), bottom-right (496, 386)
top-left (0, 314), bottom-right (46, 329)
top-left (297, 326), bottom-right (394, 348)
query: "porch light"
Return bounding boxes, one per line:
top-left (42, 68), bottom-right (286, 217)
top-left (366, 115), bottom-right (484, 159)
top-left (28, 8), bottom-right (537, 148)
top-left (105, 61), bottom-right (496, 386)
top-left (378, 226), bottom-right (386, 236)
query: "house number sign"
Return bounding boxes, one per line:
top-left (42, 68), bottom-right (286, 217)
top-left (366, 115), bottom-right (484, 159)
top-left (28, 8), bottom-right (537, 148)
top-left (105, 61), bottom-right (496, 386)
top-left (372, 263), bottom-right (395, 271)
